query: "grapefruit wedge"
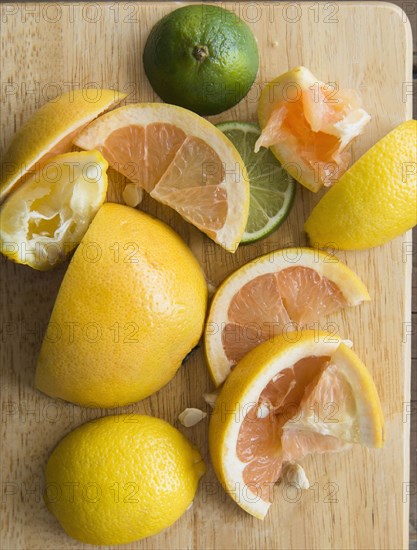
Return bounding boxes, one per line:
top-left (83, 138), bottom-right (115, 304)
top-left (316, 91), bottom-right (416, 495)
top-left (74, 103), bottom-right (250, 252)
top-left (205, 247), bottom-right (370, 386)
top-left (256, 67), bottom-right (371, 192)
top-left (209, 330), bottom-right (384, 519)
top-left (1, 89), bottom-right (125, 201)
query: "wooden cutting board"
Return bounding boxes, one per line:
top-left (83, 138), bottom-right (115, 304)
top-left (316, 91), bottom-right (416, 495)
top-left (0, 2), bottom-right (413, 549)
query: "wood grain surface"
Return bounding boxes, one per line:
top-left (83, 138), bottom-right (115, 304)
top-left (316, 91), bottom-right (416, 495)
top-left (0, 2), bottom-right (414, 549)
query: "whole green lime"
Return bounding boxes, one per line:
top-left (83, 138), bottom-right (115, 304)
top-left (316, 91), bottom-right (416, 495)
top-left (143, 4), bottom-right (259, 115)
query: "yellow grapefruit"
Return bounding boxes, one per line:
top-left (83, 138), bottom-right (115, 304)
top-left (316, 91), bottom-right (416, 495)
top-left (36, 203), bottom-right (208, 407)
top-left (305, 120), bottom-right (417, 249)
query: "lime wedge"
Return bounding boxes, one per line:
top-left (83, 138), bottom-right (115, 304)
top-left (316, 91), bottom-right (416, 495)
top-left (216, 121), bottom-right (295, 243)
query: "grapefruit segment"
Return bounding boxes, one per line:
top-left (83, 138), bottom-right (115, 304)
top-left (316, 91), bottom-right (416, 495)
top-left (281, 431), bottom-right (350, 463)
top-left (100, 125), bottom-right (146, 187)
top-left (101, 123), bottom-right (187, 192)
top-left (150, 136), bottom-right (228, 236)
top-left (256, 67), bottom-right (371, 192)
top-left (74, 103), bottom-right (250, 252)
top-left (275, 266), bottom-right (348, 324)
top-left (209, 331), bottom-right (384, 519)
top-left (205, 247), bottom-right (370, 386)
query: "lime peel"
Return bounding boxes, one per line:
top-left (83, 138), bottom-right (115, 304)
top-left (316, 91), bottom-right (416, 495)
top-left (216, 121), bottom-right (295, 243)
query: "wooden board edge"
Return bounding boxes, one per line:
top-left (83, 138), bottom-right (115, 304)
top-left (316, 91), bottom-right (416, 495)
top-left (403, 231), bottom-right (414, 548)
top-left (395, 1), bottom-right (414, 543)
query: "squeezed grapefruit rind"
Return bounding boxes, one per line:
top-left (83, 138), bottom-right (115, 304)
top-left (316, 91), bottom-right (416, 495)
top-left (0, 150), bottom-right (109, 270)
top-left (257, 66), bottom-right (370, 192)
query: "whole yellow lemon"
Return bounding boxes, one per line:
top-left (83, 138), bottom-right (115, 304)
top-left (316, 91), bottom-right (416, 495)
top-left (45, 414), bottom-right (206, 545)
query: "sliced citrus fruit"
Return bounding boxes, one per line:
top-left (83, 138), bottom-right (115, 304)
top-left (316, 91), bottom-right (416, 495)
top-left (256, 66), bottom-right (371, 192)
top-left (0, 150), bottom-right (108, 270)
top-left (1, 89), bottom-right (125, 201)
top-left (35, 203), bottom-right (207, 407)
top-left (305, 120), bottom-right (417, 250)
top-left (216, 122), bottom-right (295, 243)
top-left (205, 247), bottom-right (370, 386)
top-left (74, 103), bottom-right (250, 252)
top-left (209, 330), bottom-right (384, 519)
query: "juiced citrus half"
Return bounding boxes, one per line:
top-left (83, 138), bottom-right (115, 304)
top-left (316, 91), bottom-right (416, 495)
top-left (74, 103), bottom-right (250, 252)
top-left (205, 247), bottom-right (370, 386)
top-left (209, 330), bottom-right (384, 519)
top-left (0, 150), bottom-right (108, 270)
top-left (256, 67), bottom-right (371, 192)
top-left (1, 89), bottom-right (125, 201)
